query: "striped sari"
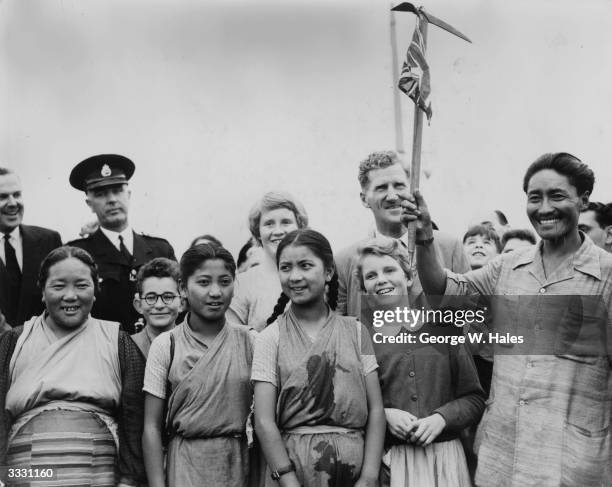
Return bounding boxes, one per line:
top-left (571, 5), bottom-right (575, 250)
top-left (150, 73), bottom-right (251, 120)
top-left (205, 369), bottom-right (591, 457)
top-left (4, 315), bottom-right (122, 486)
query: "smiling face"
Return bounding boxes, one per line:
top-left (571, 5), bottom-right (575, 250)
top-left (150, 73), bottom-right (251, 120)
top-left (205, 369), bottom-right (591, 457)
top-left (360, 254), bottom-right (410, 307)
top-left (259, 207), bottom-right (299, 259)
top-left (0, 173), bottom-right (24, 234)
top-left (526, 169), bottom-right (587, 243)
top-left (183, 259), bottom-right (234, 323)
top-left (43, 257), bottom-right (96, 331)
top-left (134, 277), bottom-right (181, 329)
top-left (464, 234), bottom-right (500, 270)
top-left (360, 164), bottom-right (410, 234)
top-left (86, 183), bottom-right (130, 232)
top-left (278, 244), bottom-right (332, 308)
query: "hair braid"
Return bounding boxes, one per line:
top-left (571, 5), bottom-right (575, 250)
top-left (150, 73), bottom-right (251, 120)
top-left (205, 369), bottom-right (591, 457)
top-left (266, 292), bottom-right (290, 326)
top-left (326, 271), bottom-right (339, 311)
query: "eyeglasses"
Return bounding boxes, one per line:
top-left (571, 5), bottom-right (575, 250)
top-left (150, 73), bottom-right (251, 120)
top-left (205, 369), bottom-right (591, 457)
top-left (141, 293), bottom-right (180, 306)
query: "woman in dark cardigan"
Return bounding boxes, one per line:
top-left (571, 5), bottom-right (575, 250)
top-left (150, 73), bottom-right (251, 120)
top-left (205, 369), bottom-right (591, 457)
top-left (0, 246), bottom-right (146, 486)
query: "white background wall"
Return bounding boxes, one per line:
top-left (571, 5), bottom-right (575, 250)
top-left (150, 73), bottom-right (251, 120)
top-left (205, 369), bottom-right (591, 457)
top-left (2, 0), bottom-right (611, 256)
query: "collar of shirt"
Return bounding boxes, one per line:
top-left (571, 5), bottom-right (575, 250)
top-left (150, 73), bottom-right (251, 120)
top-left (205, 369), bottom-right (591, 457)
top-left (512, 231), bottom-right (602, 281)
top-left (100, 226), bottom-right (134, 255)
top-left (374, 228), bottom-right (409, 248)
top-left (1, 225), bottom-right (23, 270)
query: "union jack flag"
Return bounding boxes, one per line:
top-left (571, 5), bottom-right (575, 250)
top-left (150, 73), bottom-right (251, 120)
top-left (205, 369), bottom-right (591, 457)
top-left (398, 12), bottom-right (432, 121)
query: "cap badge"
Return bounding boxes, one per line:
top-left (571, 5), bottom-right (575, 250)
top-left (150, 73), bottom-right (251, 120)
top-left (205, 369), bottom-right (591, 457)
top-left (101, 164), bottom-right (112, 177)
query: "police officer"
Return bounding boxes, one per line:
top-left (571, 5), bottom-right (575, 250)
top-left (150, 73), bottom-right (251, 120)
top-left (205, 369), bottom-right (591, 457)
top-left (69, 154), bottom-right (176, 334)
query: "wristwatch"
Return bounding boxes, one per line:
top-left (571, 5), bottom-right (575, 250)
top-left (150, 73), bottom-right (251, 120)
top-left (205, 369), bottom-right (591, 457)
top-left (270, 460), bottom-right (296, 480)
top-left (416, 235), bottom-right (434, 246)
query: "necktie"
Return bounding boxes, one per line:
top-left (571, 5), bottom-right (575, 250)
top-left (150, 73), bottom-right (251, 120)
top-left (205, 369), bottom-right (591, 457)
top-left (118, 235), bottom-right (133, 264)
top-left (3, 234), bottom-right (22, 325)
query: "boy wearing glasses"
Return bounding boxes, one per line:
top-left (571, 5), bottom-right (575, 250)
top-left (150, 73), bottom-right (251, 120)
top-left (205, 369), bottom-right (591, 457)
top-left (132, 258), bottom-right (182, 358)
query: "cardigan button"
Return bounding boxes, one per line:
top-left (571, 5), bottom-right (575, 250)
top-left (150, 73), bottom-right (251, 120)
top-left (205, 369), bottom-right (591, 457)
top-left (409, 371), bottom-right (415, 377)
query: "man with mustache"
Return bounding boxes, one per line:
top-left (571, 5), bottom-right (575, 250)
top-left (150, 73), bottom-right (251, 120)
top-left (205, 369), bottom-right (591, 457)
top-left (0, 167), bottom-right (62, 327)
top-left (68, 154), bottom-right (176, 334)
top-left (336, 150), bottom-right (469, 318)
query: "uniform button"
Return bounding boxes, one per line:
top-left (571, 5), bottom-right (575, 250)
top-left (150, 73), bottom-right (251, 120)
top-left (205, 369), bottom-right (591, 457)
top-left (539, 288), bottom-right (546, 294)
top-left (409, 371), bottom-right (415, 377)
top-left (411, 395), bottom-right (418, 401)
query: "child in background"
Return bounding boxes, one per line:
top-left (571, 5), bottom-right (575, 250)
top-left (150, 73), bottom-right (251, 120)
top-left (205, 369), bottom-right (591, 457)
top-left (132, 257), bottom-right (182, 358)
top-left (462, 224), bottom-right (502, 270)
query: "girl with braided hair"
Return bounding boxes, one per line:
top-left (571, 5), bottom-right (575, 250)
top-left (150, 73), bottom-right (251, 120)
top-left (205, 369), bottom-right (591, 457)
top-left (252, 229), bottom-right (385, 487)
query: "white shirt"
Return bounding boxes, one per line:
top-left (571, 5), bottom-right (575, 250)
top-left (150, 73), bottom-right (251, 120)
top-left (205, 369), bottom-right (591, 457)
top-left (100, 226), bottom-right (134, 254)
top-left (0, 226), bottom-right (23, 270)
top-left (374, 228), bottom-right (409, 248)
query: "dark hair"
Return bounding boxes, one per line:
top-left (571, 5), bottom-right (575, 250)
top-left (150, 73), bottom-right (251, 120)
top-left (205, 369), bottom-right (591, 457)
top-left (179, 243), bottom-right (236, 284)
top-left (0, 167), bottom-right (14, 176)
top-left (237, 239), bottom-right (254, 269)
top-left (463, 224), bottom-right (502, 253)
top-left (493, 210), bottom-right (508, 226)
top-left (501, 228), bottom-right (537, 247)
top-left (189, 234), bottom-right (223, 248)
top-left (38, 246), bottom-right (100, 293)
top-left (266, 229), bottom-right (339, 325)
top-left (522, 152), bottom-right (595, 195)
top-left (582, 201), bottom-right (612, 228)
top-left (358, 151), bottom-right (407, 189)
top-left (136, 257), bottom-right (180, 295)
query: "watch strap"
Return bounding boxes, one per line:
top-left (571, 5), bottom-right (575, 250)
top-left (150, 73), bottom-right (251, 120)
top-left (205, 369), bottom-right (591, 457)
top-left (271, 460), bottom-right (296, 480)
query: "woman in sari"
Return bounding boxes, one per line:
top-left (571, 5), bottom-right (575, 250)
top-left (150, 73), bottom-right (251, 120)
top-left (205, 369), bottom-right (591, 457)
top-left (357, 238), bottom-right (485, 487)
top-left (228, 191), bottom-right (309, 331)
top-left (142, 243), bottom-right (255, 487)
top-left (0, 246), bottom-right (146, 486)
top-left (253, 229), bottom-right (385, 487)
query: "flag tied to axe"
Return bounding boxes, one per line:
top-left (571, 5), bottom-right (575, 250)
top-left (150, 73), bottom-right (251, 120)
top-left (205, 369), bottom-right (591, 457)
top-left (394, 3), bottom-right (471, 123)
top-left (392, 2), bottom-right (471, 267)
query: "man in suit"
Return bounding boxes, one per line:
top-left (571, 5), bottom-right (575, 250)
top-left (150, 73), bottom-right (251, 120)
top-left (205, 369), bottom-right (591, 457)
top-left (68, 154), bottom-right (176, 334)
top-left (0, 167), bottom-right (62, 327)
top-left (336, 151), bottom-right (469, 318)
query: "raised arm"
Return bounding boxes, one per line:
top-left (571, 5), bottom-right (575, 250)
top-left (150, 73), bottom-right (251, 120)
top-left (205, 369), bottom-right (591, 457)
top-left (401, 190), bottom-right (447, 295)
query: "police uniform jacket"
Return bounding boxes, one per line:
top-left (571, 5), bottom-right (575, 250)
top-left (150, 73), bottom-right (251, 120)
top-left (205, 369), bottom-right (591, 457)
top-left (69, 229), bottom-right (176, 334)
